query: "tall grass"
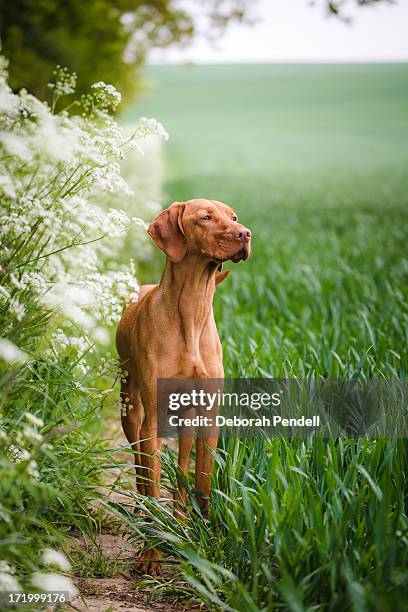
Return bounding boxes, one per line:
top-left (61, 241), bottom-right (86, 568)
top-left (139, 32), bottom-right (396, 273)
top-left (115, 64), bottom-right (408, 610)
top-left (113, 437), bottom-right (408, 610)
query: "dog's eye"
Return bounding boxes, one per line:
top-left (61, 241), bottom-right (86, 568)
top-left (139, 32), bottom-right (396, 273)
top-left (202, 215), bottom-right (212, 221)
top-left (232, 215), bottom-right (238, 221)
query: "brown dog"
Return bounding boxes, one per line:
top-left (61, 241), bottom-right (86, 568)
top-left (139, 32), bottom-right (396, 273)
top-left (116, 198), bottom-right (251, 573)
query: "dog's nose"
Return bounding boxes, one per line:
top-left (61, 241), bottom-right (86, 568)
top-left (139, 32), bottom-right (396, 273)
top-left (237, 228), bottom-right (252, 242)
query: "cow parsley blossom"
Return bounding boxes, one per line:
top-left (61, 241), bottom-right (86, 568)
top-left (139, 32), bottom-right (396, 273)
top-left (0, 56), bottom-right (167, 349)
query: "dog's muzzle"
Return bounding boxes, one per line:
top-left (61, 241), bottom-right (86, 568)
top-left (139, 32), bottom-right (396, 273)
top-left (231, 228), bottom-right (251, 262)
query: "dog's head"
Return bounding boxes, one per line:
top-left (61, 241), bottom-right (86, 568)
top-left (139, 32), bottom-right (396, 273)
top-left (148, 199), bottom-right (252, 264)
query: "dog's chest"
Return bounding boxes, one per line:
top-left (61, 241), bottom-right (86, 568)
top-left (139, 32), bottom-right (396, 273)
top-left (140, 327), bottom-right (223, 379)
top-left (178, 347), bottom-right (223, 378)
top-left (135, 294), bottom-right (223, 379)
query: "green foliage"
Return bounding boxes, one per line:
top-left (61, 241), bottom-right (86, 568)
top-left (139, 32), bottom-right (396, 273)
top-left (0, 0), bottom-right (252, 105)
top-left (69, 538), bottom-right (129, 578)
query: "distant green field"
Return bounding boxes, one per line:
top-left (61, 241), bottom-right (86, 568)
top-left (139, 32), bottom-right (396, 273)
top-left (122, 64), bottom-right (408, 378)
top-left (122, 63), bottom-right (408, 196)
top-left (121, 65), bottom-right (408, 610)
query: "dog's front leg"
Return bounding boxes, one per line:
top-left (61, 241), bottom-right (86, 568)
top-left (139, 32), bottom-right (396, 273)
top-left (137, 408), bottom-right (164, 575)
top-left (140, 417), bottom-right (162, 498)
top-left (174, 407), bottom-right (194, 521)
top-left (120, 373), bottom-right (146, 497)
top-left (194, 412), bottom-right (219, 516)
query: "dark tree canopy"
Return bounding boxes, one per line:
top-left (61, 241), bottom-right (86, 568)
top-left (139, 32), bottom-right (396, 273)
top-left (0, 0), bottom-right (252, 104)
top-left (0, 0), bottom-right (397, 105)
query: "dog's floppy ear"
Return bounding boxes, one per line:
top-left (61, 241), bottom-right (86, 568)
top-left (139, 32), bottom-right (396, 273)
top-left (147, 202), bottom-right (186, 263)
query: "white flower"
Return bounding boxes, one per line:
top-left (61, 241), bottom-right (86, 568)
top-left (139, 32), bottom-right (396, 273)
top-left (27, 460), bottom-right (40, 479)
top-left (33, 114), bottom-right (76, 162)
top-left (0, 561), bottom-right (15, 574)
top-left (0, 87), bottom-right (19, 116)
top-left (24, 412), bottom-right (45, 428)
top-left (0, 52), bottom-right (165, 405)
top-left (48, 66), bottom-right (77, 98)
top-left (0, 339), bottom-right (28, 363)
top-left (132, 216), bottom-right (148, 230)
top-left (9, 274), bottom-right (25, 290)
top-left (41, 549), bottom-right (71, 572)
top-left (0, 286), bottom-right (11, 300)
top-left (0, 131), bottom-right (32, 161)
top-left (91, 81), bottom-right (122, 108)
top-left (31, 572), bottom-right (78, 596)
top-left (7, 445), bottom-right (30, 463)
top-left (0, 174), bottom-right (17, 198)
top-left (20, 271), bottom-right (47, 293)
top-left (136, 117), bottom-right (169, 141)
top-left (0, 504), bottom-right (11, 524)
top-left (8, 298), bottom-right (26, 322)
top-left (22, 425), bottom-right (43, 442)
top-left (128, 289), bottom-right (139, 303)
top-left (0, 58), bottom-right (20, 117)
top-left (0, 572), bottom-right (21, 591)
top-left (92, 326), bottom-right (110, 345)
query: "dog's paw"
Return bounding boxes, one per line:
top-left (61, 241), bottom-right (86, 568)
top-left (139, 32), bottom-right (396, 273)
top-left (137, 548), bottom-right (163, 576)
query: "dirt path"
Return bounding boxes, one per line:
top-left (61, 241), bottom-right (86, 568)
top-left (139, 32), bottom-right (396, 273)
top-left (69, 533), bottom-right (181, 611)
top-left (68, 414), bottom-right (188, 612)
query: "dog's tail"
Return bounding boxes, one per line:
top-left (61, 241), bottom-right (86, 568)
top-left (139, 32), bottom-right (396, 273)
top-left (215, 270), bottom-right (231, 286)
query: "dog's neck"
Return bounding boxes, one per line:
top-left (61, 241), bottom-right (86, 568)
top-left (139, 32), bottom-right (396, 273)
top-left (158, 253), bottom-right (218, 354)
